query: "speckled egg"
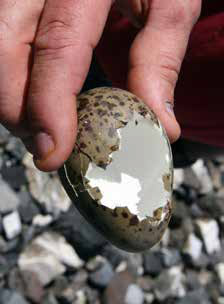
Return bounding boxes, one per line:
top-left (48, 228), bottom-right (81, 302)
top-left (59, 87), bottom-right (173, 252)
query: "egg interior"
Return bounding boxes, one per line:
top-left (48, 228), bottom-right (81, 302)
top-left (82, 111), bottom-right (172, 221)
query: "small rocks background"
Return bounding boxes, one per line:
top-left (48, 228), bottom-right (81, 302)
top-left (1, 123), bottom-right (224, 304)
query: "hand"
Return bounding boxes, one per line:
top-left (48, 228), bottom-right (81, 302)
top-left (0, 0), bottom-right (201, 172)
top-left (102, 0), bottom-right (202, 143)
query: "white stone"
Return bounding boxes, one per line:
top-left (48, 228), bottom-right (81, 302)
top-left (23, 153), bottom-right (71, 215)
top-left (155, 266), bottom-right (186, 301)
top-left (183, 233), bottom-right (203, 261)
top-left (32, 214), bottom-right (53, 227)
top-left (18, 232), bottom-right (84, 286)
top-left (33, 232), bottom-right (84, 268)
top-left (2, 211), bottom-right (22, 239)
top-left (192, 159), bottom-right (213, 194)
top-left (160, 228), bottom-right (170, 247)
top-left (85, 112), bottom-right (172, 220)
top-left (173, 169), bottom-right (184, 190)
top-left (144, 293), bottom-right (154, 304)
top-left (196, 219), bottom-right (221, 254)
top-left (125, 284), bottom-right (144, 304)
top-left (215, 263), bottom-right (224, 285)
top-left (218, 297), bottom-right (224, 304)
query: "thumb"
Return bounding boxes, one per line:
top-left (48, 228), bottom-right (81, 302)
top-left (127, 1), bottom-right (201, 142)
top-left (26, 0), bottom-right (112, 171)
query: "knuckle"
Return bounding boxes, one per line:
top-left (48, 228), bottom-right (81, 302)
top-left (35, 19), bottom-right (75, 50)
top-left (157, 53), bottom-right (181, 87)
top-left (159, 0), bottom-right (201, 28)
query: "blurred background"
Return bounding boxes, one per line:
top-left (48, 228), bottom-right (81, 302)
top-left (0, 58), bottom-right (224, 304)
top-left (0, 118), bottom-right (224, 304)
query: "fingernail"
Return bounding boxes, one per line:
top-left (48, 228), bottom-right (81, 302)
top-left (165, 101), bottom-right (175, 116)
top-left (32, 132), bottom-right (55, 161)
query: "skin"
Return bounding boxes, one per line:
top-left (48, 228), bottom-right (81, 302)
top-left (0, 0), bottom-right (202, 172)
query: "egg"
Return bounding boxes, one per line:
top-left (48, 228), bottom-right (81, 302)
top-left (59, 87), bottom-right (173, 252)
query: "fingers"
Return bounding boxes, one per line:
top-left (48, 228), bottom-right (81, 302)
top-left (27, 0), bottom-right (113, 171)
top-left (0, 0), bottom-right (45, 137)
top-left (127, 0), bottom-right (202, 142)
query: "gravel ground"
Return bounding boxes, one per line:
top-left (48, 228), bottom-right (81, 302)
top-left (0, 122), bottom-right (224, 304)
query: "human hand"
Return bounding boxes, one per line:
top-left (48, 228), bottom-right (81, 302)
top-left (100, 0), bottom-right (202, 143)
top-left (0, 0), bottom-right (201, 172)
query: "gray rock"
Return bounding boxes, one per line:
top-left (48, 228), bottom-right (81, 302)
top-left (143, 251), bottom-right (163, 276)
top-left (124, 284), bottom-right (144, 304)
top-left (101, 245), bottom-right (127, 268)
top-left (215, 263), bottom-right (224, 285)
top-left (21, 270), bottom-right (45, 304)
top-left (89, 261), bottom-right (114, 288)
top-left (196, 219), bottom-right (221, 254)
top-left (52, 205), bottom-right (107, 260)
top-left (185, 270), bottom-right (201, 291)
top-left (0, 289), bottom-right (29, 304)
top-left (5, 137), bottom-right (26, 160)
top-left (102, 271), bottom-right (135, 304)
top-left (197, 194), bottom-right (224, 218)
top-left (158, 248), bottom-right (182, 267)
top-left (183, 167), bottom-right (201, 190)
top-left (183, 233), bottom-right (203, 262)
top-left (18, 191), bottom-right (40, 224)
top-left (23, 153), bottom-right (70, 216)
top-left (18, 231), bottom-right (84, 286)
top-left (144, 293), bottom-right (154, 304)
top-left (42, 293), bottom-right (59, 304)
top-left (1, 164), bottom-right (27, 190)
top-left (0, 124), bottom-right (10, 144)
top-left (191, 160), bottom-right (213, 194)
top-left (32, 214), bottom-right (53, 227)
top-left (0, 179), bottom-right (20, 213)
top-left (176, 288), bottom-right (211, 304)
top-left (169, 228), bottom-right (186, 248)
top-left (2, 211), bottom-right (22, 240)
top-left (137, 276), bottom-right (154, 292)
top-left (154, 266), bottom-right (186, 301)
top-left (169, 200), bottom-right (189, 228)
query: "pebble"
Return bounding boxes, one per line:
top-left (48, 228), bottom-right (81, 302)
top-left (215, 263), bottom-right (224, 285)
top-left (144, 293), bottom-right (154, 304)
top-left (124, 284), bottom-right (144, 304)
top-left (0, 124), bottom-right (10, 144)
top-left (143, 251), bottom-right (163, 276)
top-left (89, 261), bottom-right (114, 289)
top-left (0, 289), bottom-right (29, 304)
top-left (32, 214), bottom-right (53, 227)
top-left (5, 137), bottom-right (26, 160)
top-left (158, 248), bottom-right (182, 268)
top-left (18, 191), bottom-right (40, 224)
top-left (18, 232), bottom-right (84, 286)
top-left (52, 205), bottom-right (107, 260)
top-left (102, 271), bottom-right (135, 304)
top-left (23, 153), bottom-right (71, 215)
top-left (191, 159), bottom-right (213, 194)
top-left (183, 233), bottom-right (203, 262)
top-left (175, 288), bottom-right (212, 304)
top-left (154, 266), bottom-right (186, 301)
top-left (197, 194), bottom-right (224, 218)
top-left (196, 219), bottom-right (221, 254)
top-left (0, 179), bottom-right (20, 213)
top-left (1, 164), bottom-right (27, 190)
top-left (2, 211), bottom-right (22, 240)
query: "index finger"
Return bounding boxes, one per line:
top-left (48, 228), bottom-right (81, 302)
top-left (27, 0), bottom-right (113, 171)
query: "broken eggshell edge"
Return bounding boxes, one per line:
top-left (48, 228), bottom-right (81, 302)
top-left (58, 87), bottom-right (173, 252)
